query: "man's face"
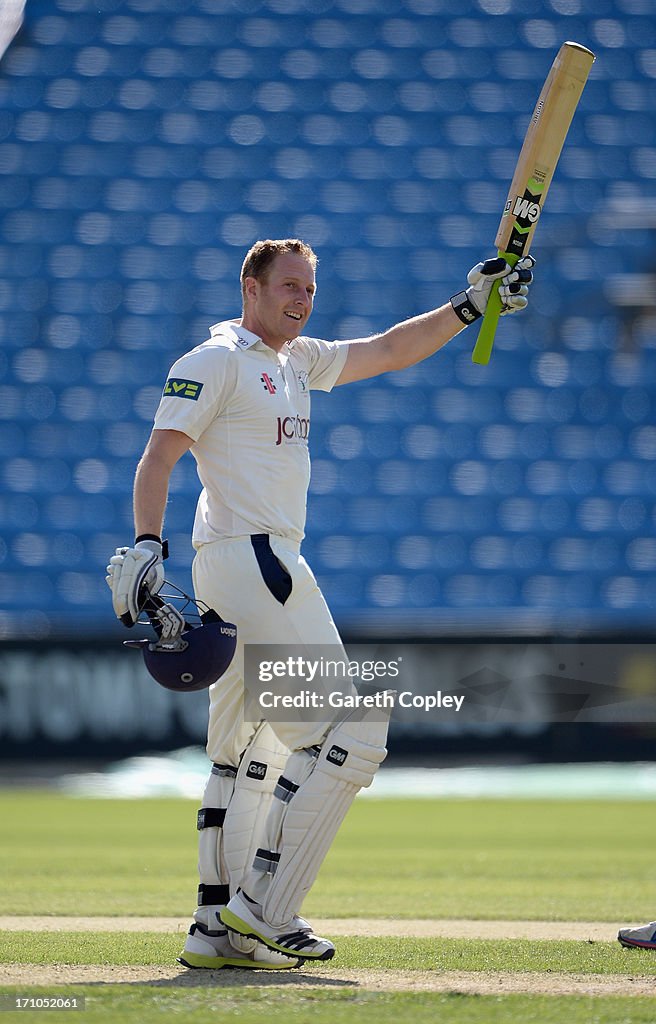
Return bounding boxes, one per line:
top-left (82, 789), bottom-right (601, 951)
top-left (244, 252), bottom-right (316, 346)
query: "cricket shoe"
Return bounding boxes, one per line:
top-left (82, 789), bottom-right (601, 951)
top-left (617, 921), bottom-right (656, 950)
top-left (220, 889), bottom-right (335, 961)
top-left (176, 922), bottom-right (304, 970)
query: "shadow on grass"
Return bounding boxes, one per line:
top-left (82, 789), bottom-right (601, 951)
top-left (0, 963), bottom-right (359, 989)
top-left (132, 968), bottom-right (358, 989)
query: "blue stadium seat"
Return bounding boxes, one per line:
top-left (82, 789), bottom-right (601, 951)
top-left (1, 0), bottom-right (655, 634)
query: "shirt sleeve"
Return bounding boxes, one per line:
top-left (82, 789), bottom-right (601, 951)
top-left (153, 346), bottom-right (232, 441)
top-left (299, 337), bottom-right (349, 392)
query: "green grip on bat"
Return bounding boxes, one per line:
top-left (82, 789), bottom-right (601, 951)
top-left (471, 250), bottom-right (519, 366)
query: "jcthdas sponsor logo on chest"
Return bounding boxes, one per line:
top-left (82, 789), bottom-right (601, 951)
top-left (276, 415), bottom-right (310, 446)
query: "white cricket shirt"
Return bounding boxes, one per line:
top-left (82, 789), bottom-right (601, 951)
top-left (153, 320), bottom-right (349, 546)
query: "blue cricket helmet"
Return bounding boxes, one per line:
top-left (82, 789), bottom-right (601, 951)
top-left (123, 586), bottom-right (237, 692)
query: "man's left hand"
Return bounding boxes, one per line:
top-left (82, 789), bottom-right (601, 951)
top-left (106, 540), bottom-right (165, 627)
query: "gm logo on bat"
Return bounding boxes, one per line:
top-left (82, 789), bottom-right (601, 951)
top-left (503, 197), bottom-right (541, 224)
top-left (512, 196), bottom-right (541, 223)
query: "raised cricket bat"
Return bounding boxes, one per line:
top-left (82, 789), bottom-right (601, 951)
top-left (471, 41), bottom-right (595, 365)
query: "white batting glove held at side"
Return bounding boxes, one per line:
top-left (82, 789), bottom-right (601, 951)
top-left (450, 255), bottom-right (535, 324)
top-left (106, 539), bottom-right (165, 627)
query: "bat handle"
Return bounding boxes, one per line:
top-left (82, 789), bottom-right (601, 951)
top-left (471, 250), bottom-right (518, 366)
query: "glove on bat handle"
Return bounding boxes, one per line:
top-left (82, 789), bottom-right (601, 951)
top-left (471, 250), bottom-right (519, 366)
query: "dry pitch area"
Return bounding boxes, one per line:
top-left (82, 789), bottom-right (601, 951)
top-left (1, 916), bottom-right (651, 997)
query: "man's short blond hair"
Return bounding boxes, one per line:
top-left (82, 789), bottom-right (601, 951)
top-left (240, 239), bottom-right (318, 302)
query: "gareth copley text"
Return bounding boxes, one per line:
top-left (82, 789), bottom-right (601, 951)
top-left (258, 690), bottom-right (466, 713)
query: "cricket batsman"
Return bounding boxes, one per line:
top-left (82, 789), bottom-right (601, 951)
top-left (107, 238), bottom-right (534, 969)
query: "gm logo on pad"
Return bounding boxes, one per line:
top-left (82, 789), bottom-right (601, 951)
top-left (246, 760), bottom-right (267, 780)
top-left (326, 745), bottom-right (348, 767)
top-left (163, 378), bottom-right (204, 400)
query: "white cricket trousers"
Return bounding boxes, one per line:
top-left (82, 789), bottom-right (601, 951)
top-left (192, 534), bottom-right (346, 765)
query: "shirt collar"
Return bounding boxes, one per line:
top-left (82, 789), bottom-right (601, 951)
top-left (209, 320), bottom-right (262, 351)
top-left (209, 320), bottom-right (297, 357)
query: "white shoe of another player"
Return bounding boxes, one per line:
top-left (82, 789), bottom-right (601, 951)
top-left (177, 922), bottom-right (304, 970)
top-left (220, 890), bottom-right (335, 961)
top-left (617, 921), bottom-right (656, 950)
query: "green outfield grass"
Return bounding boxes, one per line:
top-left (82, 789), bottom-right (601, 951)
top-left (1, 932), bottom-right (655, 975)
top-left (1, 989), bottom-right (656, 1024)
top-left (1, 791), bottom-right (655, 920)
top-left (2, 791), bottom-right (656, 1024)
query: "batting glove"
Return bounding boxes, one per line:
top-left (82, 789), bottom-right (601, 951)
top-left (450, 255), bottom-right (535, 325)
top-left (106, 538), bottom-right (166, 628)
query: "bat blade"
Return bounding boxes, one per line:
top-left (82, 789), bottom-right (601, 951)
top-left (472, 41), bottom-right (595, 366)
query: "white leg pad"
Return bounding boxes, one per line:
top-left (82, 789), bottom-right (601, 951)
top-left (222, 723), bottom-right (289, 895)
top-left (194, 726), bottom-right (289, 938)
top-left (254, 703), bottom-right (391, 928)
top-left (243, 747), bottom-right (318, 907)
top-left (194, 763), bottom-right (236, 933)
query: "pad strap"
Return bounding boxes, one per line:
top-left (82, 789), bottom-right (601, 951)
top-left (197, 807), bottom-right (226, 830)
top-left (273, 776), bottom-right (299, 804)
top-left (253, 849), bottom-right (281, 874)
top-left (198, 883), bottom-right (230, 906)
